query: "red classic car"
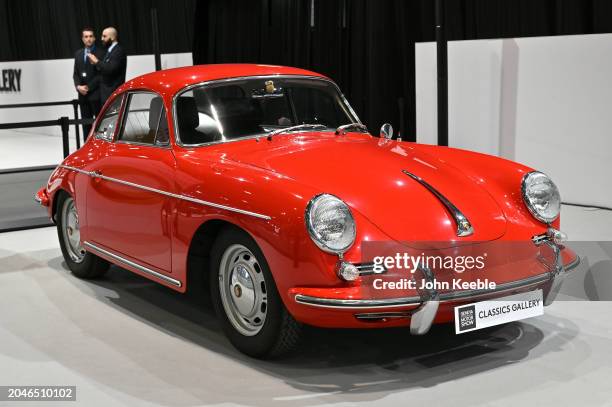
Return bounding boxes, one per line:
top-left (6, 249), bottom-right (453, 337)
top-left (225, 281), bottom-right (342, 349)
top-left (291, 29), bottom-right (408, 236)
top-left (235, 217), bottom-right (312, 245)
top-left (36, 64), bottom-right (579, 358)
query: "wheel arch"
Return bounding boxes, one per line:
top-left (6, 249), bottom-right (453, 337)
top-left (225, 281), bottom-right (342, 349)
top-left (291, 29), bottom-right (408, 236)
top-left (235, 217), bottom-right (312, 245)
top-left (51, 189), bottom-right (70, 223)
top-left (185, 218), bottom-right (259, 295)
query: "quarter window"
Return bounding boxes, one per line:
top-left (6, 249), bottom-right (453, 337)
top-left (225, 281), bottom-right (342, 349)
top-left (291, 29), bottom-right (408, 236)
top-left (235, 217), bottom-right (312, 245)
top-left (94, 95), bottom-right (123, 141)
top-left (119, 92), bottom-right (169, 146)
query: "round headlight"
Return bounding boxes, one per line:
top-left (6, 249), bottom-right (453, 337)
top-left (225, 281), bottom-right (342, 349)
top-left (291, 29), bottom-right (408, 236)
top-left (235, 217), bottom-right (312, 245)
top-left (305, 194), bottom-right (356, 254)
top-left (521, 171), bottom-right (561, 224)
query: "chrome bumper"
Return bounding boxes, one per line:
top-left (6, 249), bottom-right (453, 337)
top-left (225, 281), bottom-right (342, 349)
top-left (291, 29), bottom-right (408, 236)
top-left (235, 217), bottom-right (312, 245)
top-left (294, 237), bottom-right (579, 335)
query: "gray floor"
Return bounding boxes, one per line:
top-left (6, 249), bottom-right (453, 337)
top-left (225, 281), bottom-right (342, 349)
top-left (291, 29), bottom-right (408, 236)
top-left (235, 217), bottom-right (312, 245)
top-left (0, 205), bottom-right (611, 407)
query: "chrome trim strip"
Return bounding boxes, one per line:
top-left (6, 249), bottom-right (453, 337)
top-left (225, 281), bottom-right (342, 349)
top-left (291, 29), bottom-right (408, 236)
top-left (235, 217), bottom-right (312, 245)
top-left (439, 273), bottom-right (549, 302)
top-left (294, 270), bottom-right (561, 309)
top-left (59, 165), bottom-right (271, 220)
top-left (294, 294), bottom-right (422, 309)
top-left (401, 169), bottom-right (474, 237)
top-left (172, 74), bottom-right (363, 148)
top-left (83, 241), bottom-right (182, 287)
top-left (355, 262), bottom-right (387, 276)
top-left (60, 165), bottom-right (91, 176)
top-left (114, 140), bottom-right (171, 149)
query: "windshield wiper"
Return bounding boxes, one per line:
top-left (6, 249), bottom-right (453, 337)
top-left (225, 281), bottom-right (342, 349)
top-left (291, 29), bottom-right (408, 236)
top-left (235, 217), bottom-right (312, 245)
top-left (266, 123), bottom-right (327, 140)
top-left (335, 123), bottom-right (369, 135)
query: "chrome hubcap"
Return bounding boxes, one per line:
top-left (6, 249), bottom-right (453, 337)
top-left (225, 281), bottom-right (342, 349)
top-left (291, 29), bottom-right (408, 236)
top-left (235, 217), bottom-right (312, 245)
top-left (61, 197), bottom-right (86, 263)
top-left (218, 244), bottom-right (267, 336)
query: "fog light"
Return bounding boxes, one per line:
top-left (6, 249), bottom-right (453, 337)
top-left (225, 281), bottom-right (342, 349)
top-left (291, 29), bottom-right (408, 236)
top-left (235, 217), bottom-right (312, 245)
top-left (338, 261), bottom-right (359, 281)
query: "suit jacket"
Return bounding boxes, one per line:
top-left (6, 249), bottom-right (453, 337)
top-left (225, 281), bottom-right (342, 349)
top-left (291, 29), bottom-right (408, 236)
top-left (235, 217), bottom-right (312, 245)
top-left (73, 46), bottom-right (105, 101)
top-left (95, 43), bottom-right (127, 103)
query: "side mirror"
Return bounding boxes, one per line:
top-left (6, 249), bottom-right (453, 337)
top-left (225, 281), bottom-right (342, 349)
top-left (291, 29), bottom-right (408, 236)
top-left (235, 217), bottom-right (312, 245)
top-left (380, 123), bottom-right (393, 139)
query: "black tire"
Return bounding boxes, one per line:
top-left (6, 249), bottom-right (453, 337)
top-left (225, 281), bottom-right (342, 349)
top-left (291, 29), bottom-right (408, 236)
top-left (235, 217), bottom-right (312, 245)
top-left (210, 226), bottom-right (302, 358)
top-left (56, 192), bottom-right (110, 279)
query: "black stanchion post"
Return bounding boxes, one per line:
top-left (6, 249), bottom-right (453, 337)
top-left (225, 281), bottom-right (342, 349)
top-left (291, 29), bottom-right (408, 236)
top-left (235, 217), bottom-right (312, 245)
top-left (71, 99), bottom-right (81, 149)
top-left (151, 8), bottom-right (162, 71)
top-left (398, 97), bottom-right (405, 141)
top-left (60, 116), bottom-right (70, 158)
top-left (435, 0), bottom-right (448, 147)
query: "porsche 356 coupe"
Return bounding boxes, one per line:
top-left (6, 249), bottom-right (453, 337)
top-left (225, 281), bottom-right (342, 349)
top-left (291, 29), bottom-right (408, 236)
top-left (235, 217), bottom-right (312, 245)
top-left (36, 64), bottom-right (579, 358)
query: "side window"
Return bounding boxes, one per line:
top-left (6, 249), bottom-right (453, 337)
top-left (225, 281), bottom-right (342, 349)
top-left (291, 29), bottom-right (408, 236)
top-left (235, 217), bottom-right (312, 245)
top-left (118, 92), bottom-right (169, 146)
top-left (94, 95), bottom-right (123, 141)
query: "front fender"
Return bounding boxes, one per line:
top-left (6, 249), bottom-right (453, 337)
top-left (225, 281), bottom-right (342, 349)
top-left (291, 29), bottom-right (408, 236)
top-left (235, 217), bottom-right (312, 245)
top-left (413, 143), bottom-right (560, 237)
top-left (171, 149), bottom-right (393, 306)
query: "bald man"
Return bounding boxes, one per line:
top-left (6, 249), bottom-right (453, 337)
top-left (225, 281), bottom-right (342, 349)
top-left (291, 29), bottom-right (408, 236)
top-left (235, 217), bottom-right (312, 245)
top-left (87, 27), bottom-right (127, 105)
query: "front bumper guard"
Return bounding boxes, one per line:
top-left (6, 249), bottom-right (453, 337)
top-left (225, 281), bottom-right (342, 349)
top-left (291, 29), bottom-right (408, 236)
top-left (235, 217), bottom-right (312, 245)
top-left (538, 239), bottom-right (568, 306)
top-left (409, 265), bottom-right (439, 335)
top-left (294, 231), bottom-right (579, 335)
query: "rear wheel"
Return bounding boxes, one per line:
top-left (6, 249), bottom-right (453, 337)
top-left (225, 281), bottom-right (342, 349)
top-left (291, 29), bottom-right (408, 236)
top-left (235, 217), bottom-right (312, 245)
top-left (56, 193), bottom-right (109, 279)
top-left (210, 227), bottom-right (301, 358)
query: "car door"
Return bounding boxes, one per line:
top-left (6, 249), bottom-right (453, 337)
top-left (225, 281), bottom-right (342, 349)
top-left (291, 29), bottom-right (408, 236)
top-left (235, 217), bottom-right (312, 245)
top-left (86, 91), bottom-right (176, 272)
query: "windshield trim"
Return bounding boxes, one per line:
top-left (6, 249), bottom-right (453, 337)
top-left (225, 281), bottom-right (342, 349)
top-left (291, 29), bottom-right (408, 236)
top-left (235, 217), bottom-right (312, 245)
top-left (171, 74), bottom-right (363, 149)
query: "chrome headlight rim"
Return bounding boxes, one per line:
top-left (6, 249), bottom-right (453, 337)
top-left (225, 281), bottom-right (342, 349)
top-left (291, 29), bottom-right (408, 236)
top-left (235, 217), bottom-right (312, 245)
top-left (521, 171), bottom-right (561, 224)
top-left (305, 193), bottom-right (356, 255)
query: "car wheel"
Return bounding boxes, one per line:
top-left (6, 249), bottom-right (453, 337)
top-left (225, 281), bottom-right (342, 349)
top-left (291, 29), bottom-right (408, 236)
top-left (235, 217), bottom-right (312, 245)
top-left (210, 227), bottom-right (302, 358)
top-left (56, 192), bottom-right (109, 279)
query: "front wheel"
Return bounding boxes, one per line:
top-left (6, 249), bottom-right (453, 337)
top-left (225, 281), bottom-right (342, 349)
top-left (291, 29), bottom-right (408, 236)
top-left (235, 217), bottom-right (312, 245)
top-left (56, 193), bottom-right (109, 279)
top-left (210, 227), bottom-right (302, 358)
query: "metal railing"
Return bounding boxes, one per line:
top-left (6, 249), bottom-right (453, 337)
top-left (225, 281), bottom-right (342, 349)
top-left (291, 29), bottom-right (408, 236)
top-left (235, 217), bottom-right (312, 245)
top-left (0, 99), bottom-right (84, 149)
top-left (0, 116), bottom-right (93, 160)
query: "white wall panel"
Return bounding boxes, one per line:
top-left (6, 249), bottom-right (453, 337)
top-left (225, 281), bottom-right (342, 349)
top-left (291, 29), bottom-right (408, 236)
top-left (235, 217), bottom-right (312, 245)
top-left (0, 53), bottom-right (192, 169)
top-left (0, 52), bottom-right (192, 126)
top-left (416, 34), bottom-right (612, 208)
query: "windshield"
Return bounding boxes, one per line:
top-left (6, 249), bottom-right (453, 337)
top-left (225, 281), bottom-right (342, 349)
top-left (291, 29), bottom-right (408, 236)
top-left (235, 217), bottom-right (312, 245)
top-left (175, 77), bottom-right (360, 145)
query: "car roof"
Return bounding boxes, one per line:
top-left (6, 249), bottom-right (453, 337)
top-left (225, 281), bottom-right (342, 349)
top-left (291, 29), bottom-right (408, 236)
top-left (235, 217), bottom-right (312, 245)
top-left (117, 63), bottom-right (329, 96)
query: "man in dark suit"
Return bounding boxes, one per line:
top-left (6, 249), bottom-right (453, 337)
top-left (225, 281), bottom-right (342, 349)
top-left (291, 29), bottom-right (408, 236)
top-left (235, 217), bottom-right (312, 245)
top-left (73, 27), bottom-right (104, 139)
top-left (87, 27), bottom-right (127, 106)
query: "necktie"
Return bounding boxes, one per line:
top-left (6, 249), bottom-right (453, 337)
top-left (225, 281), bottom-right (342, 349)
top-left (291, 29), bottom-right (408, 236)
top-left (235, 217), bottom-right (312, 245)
top-left (84, 48), bottom-right (90, 63)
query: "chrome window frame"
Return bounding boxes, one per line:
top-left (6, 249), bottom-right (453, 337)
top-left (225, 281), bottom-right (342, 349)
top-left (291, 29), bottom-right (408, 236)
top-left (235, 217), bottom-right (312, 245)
top-left (115, 89), bottom-right (171, 149)
top-left (171, 75), bottom-right (363, 148)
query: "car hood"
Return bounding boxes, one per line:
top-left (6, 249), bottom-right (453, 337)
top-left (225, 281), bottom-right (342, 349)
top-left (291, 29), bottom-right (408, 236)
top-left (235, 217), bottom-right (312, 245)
top-left (221, 132), bottom-right (507, 243)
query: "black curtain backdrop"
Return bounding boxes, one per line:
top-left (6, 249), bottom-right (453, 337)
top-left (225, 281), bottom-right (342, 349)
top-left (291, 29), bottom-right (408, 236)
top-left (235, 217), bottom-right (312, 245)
top-left (193, 0), bottom-right (417, 140)
top-left (193, 0), bottom-right (612, 141)
top-left (0, 0), bottom-right (195, 61)
top-left (2, 0), bottom-right (612, 140)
